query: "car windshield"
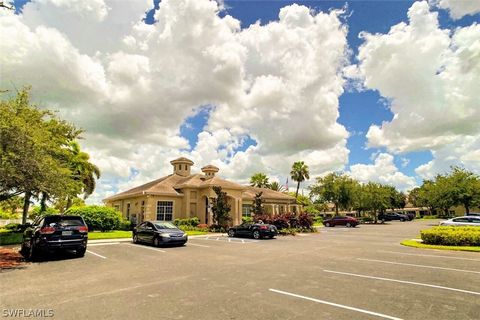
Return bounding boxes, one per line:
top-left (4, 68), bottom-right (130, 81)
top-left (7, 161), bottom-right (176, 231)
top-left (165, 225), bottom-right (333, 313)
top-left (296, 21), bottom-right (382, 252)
top-left (44, 216), bottom-right (84, 227)
top-left (154, 222), bottom-right (178, 230)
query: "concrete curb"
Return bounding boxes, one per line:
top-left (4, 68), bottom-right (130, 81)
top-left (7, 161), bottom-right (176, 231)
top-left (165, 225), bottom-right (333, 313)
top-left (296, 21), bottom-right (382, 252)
top-left (87, 233), bottom-right (226, 243)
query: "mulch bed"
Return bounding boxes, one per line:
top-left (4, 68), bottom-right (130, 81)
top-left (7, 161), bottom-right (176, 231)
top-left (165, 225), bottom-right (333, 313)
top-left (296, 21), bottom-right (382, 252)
top-left (0, 247), bottom-right (27, 271)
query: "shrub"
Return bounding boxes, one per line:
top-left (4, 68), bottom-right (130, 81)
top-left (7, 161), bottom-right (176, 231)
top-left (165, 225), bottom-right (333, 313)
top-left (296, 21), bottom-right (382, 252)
top-left (4, 223), bottom-right (22, 232)
top-left (278, 228), bottom-right (297, 236)
top-left (253, 213), bottom-right (314, 231)
top-left (197, 223), bottom-right (208, 229)
top-left (361, 216), bottom-right (374, 223)
top-left (313, 214), bottom-right (324, 225)
top-left (420, 226), bottom-right (480, 246)
top-left (208, 224), bottom-right (226, 233)
top-left (66, 205), bottom-right (124, 232)
top-left (242, 216), bottom-right (253, 223)
top-left (173, 217), bottom-right (200, 227)
top-left (0, 210), bottom-right (20, 219)
top-left (119, 220), bottom-right (132, 231)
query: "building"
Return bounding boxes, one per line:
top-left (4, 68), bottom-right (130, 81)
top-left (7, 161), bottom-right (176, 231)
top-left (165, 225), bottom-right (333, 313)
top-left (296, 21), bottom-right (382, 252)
top-left (103, 157), bottom-right (299, 225)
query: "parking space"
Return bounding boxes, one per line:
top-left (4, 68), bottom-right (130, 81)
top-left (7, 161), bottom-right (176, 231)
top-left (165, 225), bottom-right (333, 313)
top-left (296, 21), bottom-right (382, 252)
top-left (1, 220), bottom-right (479, 320)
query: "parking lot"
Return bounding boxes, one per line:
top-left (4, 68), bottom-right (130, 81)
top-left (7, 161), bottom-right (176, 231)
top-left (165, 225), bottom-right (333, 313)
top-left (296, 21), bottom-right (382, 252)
top-left (1, 220), bottom-right (479, 320)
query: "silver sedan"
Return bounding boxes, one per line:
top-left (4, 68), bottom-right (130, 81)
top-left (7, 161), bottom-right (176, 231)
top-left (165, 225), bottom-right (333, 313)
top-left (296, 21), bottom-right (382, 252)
top-left (439, 216), bottom-right (480, 226)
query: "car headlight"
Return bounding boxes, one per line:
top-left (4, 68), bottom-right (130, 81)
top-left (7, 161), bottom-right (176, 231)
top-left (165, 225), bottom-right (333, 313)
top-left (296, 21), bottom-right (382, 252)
top-left (160, 233), bottom-right (171, 238)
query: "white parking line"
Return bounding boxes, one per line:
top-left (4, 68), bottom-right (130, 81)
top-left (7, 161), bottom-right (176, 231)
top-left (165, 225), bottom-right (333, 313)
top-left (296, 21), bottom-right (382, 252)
top-left (88, 242), bottom-right (121, 246)
top-left (187, 243), bottom-right (210, 248)
top-left (123, 243), bottom-right (166, 253)
top-left (269, 289), bottom-right (403, 320)
top-left (86, 250), bottom-right (106, 259)
top-left (357, 258), bottom-right (480, 274)
top-left (378, 250), bottom-right (480, 262)
top-left (323, 270), bottom-right (480, 296)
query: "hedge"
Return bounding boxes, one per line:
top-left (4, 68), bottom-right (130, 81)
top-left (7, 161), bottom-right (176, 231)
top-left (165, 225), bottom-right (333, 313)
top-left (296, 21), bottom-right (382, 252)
top-left (420, 226), bottom-right (480, 246)
top-left (66, 205), bottom-right (124, 232)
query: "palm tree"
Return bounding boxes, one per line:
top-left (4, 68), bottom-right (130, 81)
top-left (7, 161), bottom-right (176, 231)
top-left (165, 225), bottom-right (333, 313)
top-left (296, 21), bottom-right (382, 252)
top-left (290, 161), bottom-right (310, 199)
top-left (268, 181), bottom-right (286, 192)
top-left (66, 141), bottom-right (100, 209)
top-left (250, 173), bottom-right (269, 188)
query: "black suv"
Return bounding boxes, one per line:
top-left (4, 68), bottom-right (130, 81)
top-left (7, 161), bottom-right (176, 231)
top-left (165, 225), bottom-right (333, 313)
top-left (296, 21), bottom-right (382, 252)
top-left (378, 212), bottom-right (410, 222)
top-left (21, 215), bottom-right (88, 260)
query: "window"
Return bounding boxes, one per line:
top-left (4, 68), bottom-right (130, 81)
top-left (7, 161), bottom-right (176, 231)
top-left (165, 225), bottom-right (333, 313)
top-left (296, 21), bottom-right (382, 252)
top-left (453, 218), bottom-right (468, 222)
top-left (113, 205), bottom-right (120, 212)
top-left (126, 203), bottom-right (131, 220)
top-left (242, 204), bottom-right (252, 217)
top-left (157, 201), bottom-right (173, 221)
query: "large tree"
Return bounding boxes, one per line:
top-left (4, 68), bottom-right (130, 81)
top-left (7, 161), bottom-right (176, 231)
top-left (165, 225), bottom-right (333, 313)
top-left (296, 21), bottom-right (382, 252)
top-left (0, 89), bottom-right (81, 223)
top-left (250, 173), bottom-right (270, 188)
top-left (447, 167), bottom-right (480, 214)
top-left (290, 161), bottom-right (310, 199)
top-left (310, 172), bottom-right (357, 215)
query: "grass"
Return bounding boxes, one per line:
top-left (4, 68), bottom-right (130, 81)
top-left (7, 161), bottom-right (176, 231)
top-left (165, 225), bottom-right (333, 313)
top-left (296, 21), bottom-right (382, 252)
top-left (401, 239), bottom-right (480, 252)
top-left (0, 232), bottom-right (23, 245)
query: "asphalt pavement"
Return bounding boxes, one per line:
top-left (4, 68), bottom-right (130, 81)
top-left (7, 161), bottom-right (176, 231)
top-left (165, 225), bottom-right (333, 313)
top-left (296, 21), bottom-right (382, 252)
top-left (1, 220), bottom-right (479, 320)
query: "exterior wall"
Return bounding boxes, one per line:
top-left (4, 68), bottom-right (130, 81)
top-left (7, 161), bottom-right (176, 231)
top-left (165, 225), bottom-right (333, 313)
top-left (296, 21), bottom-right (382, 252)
top-left (145, 195), bottom-right (184, 221)
top-left (106, 196), bottom-right (148, 224)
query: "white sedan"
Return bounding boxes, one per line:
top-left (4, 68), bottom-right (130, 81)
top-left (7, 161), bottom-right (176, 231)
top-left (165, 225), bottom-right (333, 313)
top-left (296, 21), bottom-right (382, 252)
top-left (439, 216), bottom-right (480, 226)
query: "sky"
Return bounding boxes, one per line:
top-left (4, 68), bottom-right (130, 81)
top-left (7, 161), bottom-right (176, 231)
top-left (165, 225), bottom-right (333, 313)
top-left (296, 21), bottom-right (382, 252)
top-left (1, 0), bottom-right (479, 203)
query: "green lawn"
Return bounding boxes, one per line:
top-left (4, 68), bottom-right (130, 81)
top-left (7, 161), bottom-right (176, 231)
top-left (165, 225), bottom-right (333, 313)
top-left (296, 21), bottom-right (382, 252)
top-left (88, 229), bottom-right (207, 240)
top-left (401, 240), bottom-right (480, 252)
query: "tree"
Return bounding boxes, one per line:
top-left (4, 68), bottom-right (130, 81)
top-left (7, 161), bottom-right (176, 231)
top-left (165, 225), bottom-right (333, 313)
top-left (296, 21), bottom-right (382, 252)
top-left (447, 167), bottom-right (480, 214)
top-left (0, 88), bottom-right (81, 223)
top-left (62, 141), bottom-right (101, 210)
top-left (268, 181), bottom-right (286, 192)
top-left (250, 173), bottom-right (269, 188)
top-left (290, 161), bottom-right (310, 199)
top-left (0, 195), bottom-right (23, 214)
top-left (211, 186), bottom-right (231, 228)
top-left (252, 192), bottom-right (264, 216)
top-left (310, 172), bottom-right (357, 215)
top-left (362, 182), bottom-right (391, 223)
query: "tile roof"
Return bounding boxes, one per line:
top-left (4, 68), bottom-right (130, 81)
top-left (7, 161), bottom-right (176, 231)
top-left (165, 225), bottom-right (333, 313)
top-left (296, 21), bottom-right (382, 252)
top-left (242, 187), bottom-right (296, 201)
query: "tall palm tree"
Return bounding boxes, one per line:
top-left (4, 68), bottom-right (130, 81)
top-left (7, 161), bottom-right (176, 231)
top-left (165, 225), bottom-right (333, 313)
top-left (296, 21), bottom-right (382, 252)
top-left (250, 173), bottom-right (269, 188)
top-left (66, 141), bottom-right (100, 209)
top-left (290, 161), bottom-right (310, 199)
top-left (268, 181), bottom-right (286, 192)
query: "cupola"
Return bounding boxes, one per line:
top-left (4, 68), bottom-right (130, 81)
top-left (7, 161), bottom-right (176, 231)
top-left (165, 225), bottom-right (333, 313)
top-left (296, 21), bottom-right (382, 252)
top-left (170, 157), bottom-right (194, 177)
top-left (201, 165), bottom-right (219, 178)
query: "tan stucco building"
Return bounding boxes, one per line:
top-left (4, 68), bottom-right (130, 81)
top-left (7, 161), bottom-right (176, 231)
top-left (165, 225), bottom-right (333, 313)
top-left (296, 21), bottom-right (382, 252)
top-left (103, 157), bottom-right (299, 225)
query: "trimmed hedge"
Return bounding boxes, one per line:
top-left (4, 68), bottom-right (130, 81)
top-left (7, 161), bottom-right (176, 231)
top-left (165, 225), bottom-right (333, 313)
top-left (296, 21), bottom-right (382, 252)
top-left (253, 213), bottom-right (314, 231)
top-left (421, 226), bottom-right (480, 246)
top-left (66, 205), bottom-right (124, 232)
top-left (173, 217), bottom-right (200, 227)
top-left (0, 231), bottom-right (23, 245)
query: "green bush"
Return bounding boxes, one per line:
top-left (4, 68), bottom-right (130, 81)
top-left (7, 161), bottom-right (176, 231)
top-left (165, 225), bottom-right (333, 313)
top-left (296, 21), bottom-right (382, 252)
top-left (66, 205), bottom-right (124, 232)
top-left (119, 220), bottom-right (132, 231)
top-left (242, 216), bottom-right (253, 223)
top-left (0, 232), bottom-right (23, 245)
top-left (29, 206), bottom-right (60, 220)
top-left (421, 226), bottom-right (480, 246)
top-left (173, 217), bottom-right (200, 227)
top-left (4, 223), bottom-right (22, 232)
top-left (0, 209), bottom-right (20, 219)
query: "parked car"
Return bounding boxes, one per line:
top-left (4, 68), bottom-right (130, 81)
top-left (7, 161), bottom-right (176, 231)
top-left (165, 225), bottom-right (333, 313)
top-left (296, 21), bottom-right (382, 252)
top-left (405, 212), bottom-right (416, 221)
top-left (227, 222), bottom-right (278, 239)
top-left (20, 215), bottom-right (88, 261)
top-left (466, 212), bottom-right (480, 216)
top-left (378, 212), bottom-right (409, 222)
top-left (323, 216), bottom-right (359, 227)
top-left (133, 221), bottom-right (187, 246)
top-left (439, 216), bottom-right (480, 226)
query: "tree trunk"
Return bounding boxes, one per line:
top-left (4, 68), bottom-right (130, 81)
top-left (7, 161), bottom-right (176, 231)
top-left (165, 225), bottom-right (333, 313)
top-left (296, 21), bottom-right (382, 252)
top-left (40, 192), bottom-right (48, 212)
top-left (65, 196), bottom-right (73, 211)
top-left (335, 203), bottom-right (339, 216)
top-left (465, 204), bottom-right (470, 215)
top-left (22, 190), bottom-right (32, 225)
top-left (295, 182), bottom-right (300, 200)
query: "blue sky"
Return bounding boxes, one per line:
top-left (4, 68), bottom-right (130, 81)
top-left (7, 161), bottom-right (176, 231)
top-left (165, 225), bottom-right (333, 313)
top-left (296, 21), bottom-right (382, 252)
top-left (4, 0), bottom-right (480, 201)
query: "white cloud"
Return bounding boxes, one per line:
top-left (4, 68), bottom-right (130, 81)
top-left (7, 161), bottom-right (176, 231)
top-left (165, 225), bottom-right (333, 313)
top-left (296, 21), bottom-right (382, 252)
top-left (356, 1), bottom-right (480, 178)
top-left (0, 0), bottom-right (351, 202)
top-left (349, 153), bottom-right (417, 191)
top-left (431, 0), bottom-right (480, 19)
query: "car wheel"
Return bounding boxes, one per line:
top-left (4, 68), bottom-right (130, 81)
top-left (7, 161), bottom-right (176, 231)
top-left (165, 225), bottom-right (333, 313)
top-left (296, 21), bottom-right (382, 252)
top-left (325, 222), bottom-right (331, 227)
top-left (252, 230), bottom-right (261, 239)
top-left (28, 241), bottom-right (39, 262)
top-left (133, 234), bottom-right (138, 244)
top-left (75, 247), bottom-right (86, 258)
top-left (153, 237), bottom-right (160, 247)
top-left (268, 235), bottom-right (275, 239)
top-left (20, 242), bottom-right (29, 258)
top-left (227, 229), bottom-right (235, 237)
top-left (346, 222), bottom-right (352, 228)
top-left (400, 218), bottom-right (405, 222)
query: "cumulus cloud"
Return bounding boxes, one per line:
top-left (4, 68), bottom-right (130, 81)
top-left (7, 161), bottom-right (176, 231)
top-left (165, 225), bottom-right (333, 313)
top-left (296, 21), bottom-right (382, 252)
top-left (356, 1), bottom-right (480, 178)
top-left (431, 0), bottom-right (480, 19)
top-left (0, 0), bottom-right (350, 201)
top-left (349, 153), bottom-right (417, 191)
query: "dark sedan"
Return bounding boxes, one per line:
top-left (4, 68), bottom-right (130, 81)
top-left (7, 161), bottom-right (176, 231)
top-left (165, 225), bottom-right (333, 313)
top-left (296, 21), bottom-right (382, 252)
top-left (20, 215), bottom-right (88, 261)
top-left (227, 222), bottom-right (277, 239)
top-left (379, 212), bottom-right (409, 222)
top-left (323, 216), bottom-right (359, 227)
top-left (133, 221), bottom-right (188, 247)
